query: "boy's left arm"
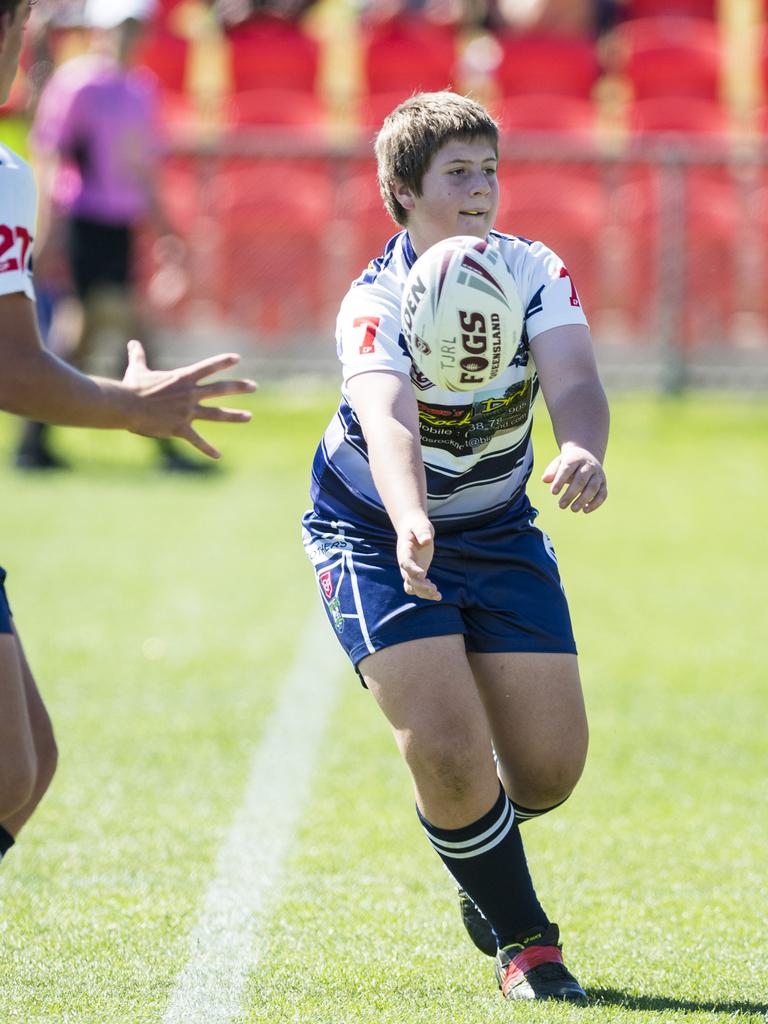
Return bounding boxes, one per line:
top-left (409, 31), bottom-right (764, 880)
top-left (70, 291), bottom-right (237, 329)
top-left (530, 324), bottom-right (610, 514)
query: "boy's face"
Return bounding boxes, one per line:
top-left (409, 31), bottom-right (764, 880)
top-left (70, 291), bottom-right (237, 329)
top-left (395, 137), bottom-right (499, 256)
top-left (0, 1), bottom-right (28, 106)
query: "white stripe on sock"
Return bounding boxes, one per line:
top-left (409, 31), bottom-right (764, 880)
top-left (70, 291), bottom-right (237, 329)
top-left (423, 797), bottom-right (515, 859)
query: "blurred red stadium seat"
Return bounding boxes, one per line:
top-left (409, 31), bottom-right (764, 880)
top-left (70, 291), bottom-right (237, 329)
top-left (135, 28), bottom-right (189, 93)
top-left (228, 16), bottom-right (320, 93)
top-left (332, 165), bottom-right (398, 288)
top-left (759, 28), bottom-right (768, 117)
top-left (224, 88), bottom-right (326, 134)
top-left (611, 16), bottom-right (722, 101)
top-left (493, 94), bottom-right (598, 136)
top-left (493, 33), bottom-right (601, 100)
top-left (608, 169), bottom-right (745, 344)
top-left (743, 180), bottom-right (768, 328)
top-left (362, 15), bottom-right (458, 98)
top-left (152, 0), bottom-right (185, 32)
top-left (211, 162), bottom-right (334, 335)
top-left (360, 88), bottom-right (448, 129)
top-left (495, 167), bottom-right (608, 313)
top-left (134, 155), bottom-right (201, 321)
top-left (627, 95), bottom-right (728, 136)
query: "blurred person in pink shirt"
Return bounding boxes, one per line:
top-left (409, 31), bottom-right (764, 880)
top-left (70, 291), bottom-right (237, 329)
top-left (17, 0), bottom-right (201, 471)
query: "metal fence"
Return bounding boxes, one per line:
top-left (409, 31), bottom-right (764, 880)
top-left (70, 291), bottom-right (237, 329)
top-left (136, 134), bottom-right (768, 390)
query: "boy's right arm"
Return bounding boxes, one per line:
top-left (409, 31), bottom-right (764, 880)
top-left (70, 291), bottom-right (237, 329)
top-left (0, 292), bottom-right (256, 459)
top-left (346, 370), bottom-right (441, 601)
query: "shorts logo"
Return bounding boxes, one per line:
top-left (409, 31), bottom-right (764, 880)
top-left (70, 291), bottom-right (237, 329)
top-left (328, 596), bottom-right (344, 634)
top-left (319, 569), bottom-right (334, 601)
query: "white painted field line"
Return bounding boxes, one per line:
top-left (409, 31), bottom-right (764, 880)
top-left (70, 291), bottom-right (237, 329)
top-left (162, 607), bottom-right (344, 1024)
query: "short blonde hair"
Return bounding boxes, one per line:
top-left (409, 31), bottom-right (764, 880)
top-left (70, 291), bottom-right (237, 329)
top-left (374, 91), bottom-right (499, 227)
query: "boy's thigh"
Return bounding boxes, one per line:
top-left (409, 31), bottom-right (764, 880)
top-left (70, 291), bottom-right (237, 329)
top-left (360, 633), bottom-right (488, 737)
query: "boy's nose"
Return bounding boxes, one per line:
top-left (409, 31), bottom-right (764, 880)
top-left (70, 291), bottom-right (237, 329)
top-left (471, 174), bottom-right (491, 194)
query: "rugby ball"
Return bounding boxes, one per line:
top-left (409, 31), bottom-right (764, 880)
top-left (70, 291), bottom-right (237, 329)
top-left (401, 236), bottom-right (523, 392)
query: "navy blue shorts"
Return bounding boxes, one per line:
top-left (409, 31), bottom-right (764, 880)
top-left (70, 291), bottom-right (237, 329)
top-left (0, 567), bottom-right (13, 634)
top-left (302, 499), bottom-right (576, 674)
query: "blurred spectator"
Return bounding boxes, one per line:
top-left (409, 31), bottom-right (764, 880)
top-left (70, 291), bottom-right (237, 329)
top-left (469, 0), bottom-right (620, 35)
top-left (212, 0), bottom-right (320, 29)
top-left (354, 0), bottom-right (619, 35)
top-left (357, 0), bottom-right (464, 28)
top-left (16, 0), bottom-right (202, 471)
top-left (28, 0), bottom-right (87, 26)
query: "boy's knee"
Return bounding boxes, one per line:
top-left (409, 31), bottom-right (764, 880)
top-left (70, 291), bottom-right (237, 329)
top-left (511, 767), bottom-right (581, 811)
top-left (0, 750), bottom-right (38, 819)
top-left (407, 729), bottom-right (489, 803)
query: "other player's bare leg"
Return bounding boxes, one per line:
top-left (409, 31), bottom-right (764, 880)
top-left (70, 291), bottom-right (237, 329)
top-left (0, 632), bottom-right (58, 844)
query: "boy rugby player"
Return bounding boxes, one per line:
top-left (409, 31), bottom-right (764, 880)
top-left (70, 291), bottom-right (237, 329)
top-left (0, 0), bottom-right (255, 864)
top-left (303, 92), bottom-right (609, 1003)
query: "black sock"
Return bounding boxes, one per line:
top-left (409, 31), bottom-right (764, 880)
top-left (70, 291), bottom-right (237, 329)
top-left (0, 824), bottom-right (15, 862)
top-left (417, 784), bottom-right (548, 948)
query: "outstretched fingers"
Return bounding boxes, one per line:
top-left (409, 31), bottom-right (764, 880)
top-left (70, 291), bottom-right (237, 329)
top-left (179, 424), bottom-right (221, 460)
top-left (193, 404), bottom-right (252, 423)
top-left (194, 377), bottom-right (259, 399)
top-left (176, 352), bottom-right (248, 383)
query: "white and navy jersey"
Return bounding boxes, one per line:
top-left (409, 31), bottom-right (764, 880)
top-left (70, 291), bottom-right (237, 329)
top-left (0, 144), bottom-right (36, 302)
top-left (311, 229), bottom-right (588, 532)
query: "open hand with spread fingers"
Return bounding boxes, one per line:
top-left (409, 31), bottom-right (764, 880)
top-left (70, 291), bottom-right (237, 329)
top-left (122, 340), bottom-right (257, 459)
top-left (541, 443), bottom-right (607, 514)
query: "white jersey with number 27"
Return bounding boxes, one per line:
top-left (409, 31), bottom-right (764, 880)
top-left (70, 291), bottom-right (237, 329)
top-left (0, 143), bottom-right (36, 302)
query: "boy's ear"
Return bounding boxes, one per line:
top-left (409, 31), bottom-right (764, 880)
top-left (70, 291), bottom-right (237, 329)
top-left (393, 178), bottom-right (415, 212)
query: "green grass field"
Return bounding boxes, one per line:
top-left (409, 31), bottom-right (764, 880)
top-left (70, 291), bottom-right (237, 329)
top-left (0, 390), bottom-right (765, 1024)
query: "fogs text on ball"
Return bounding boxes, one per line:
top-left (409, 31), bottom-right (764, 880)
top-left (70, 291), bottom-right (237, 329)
top-left (401, 236), bottom-right (523, 392)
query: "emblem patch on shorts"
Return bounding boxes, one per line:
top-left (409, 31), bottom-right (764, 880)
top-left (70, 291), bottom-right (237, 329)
top-left (328, 596), bottom-right (344, 634)
top-left (319, 569), bottom-right (334, 601)
top-left (318, 568), bottom-right (344, 633)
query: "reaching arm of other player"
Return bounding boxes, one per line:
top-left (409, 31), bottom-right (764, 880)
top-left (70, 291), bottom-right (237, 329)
top-left (530, 324), bottom-right (609, 514)
top-left (0, 293), bottom-right (256, 458)
top-left (346, 370), bottom-right (442, 601)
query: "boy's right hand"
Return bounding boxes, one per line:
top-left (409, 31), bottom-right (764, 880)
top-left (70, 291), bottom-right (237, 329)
top-left (122, 340), bottom-right (257, 459)
top-left (396, 511), bottom-right (442, 601)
